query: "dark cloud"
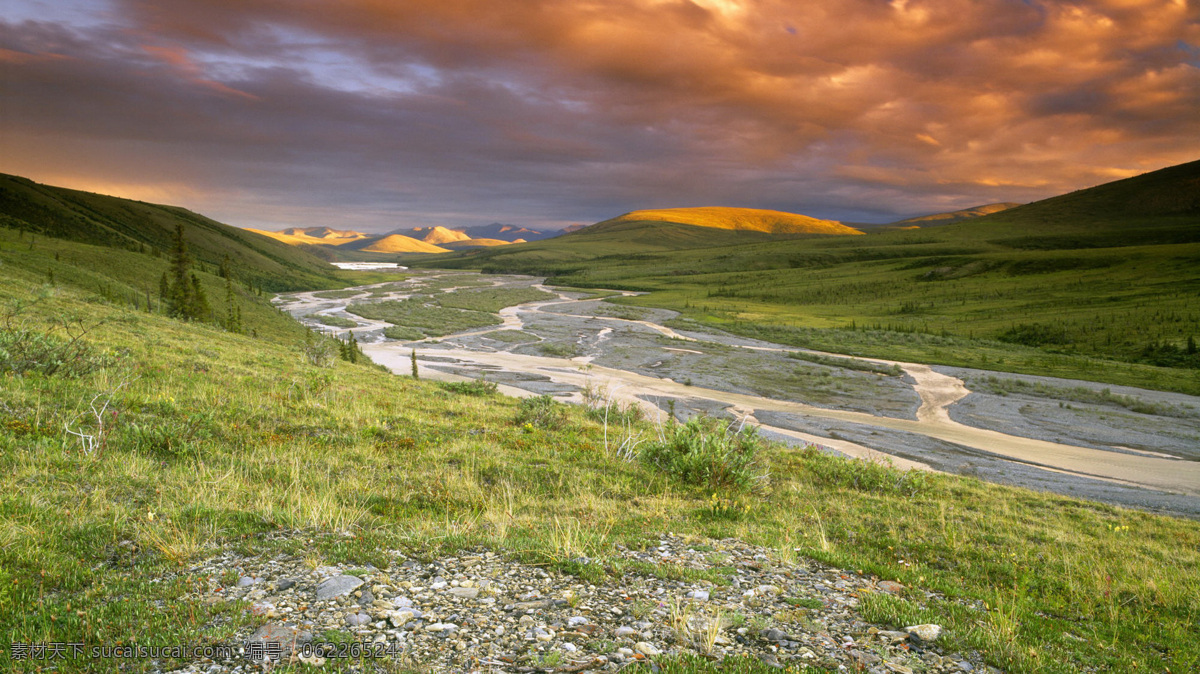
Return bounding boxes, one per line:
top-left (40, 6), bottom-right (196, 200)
top-left (1, 0), bottom-right (1198, 231)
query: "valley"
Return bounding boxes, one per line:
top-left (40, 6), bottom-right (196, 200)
top-left (278, 271), bottom-right (1200, 518)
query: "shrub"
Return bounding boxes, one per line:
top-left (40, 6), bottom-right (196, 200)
top-left (514, 395), bottom-right (567, 429)
top-left (0, 327), bottom-right (112, 377)
top-left (439, 379), bottom-right (498, 396)
top-left (801, 448), bottom-right (930, 496)
top-left (301, 333), bottom-right (337, 367)
top-left (641, 416), bottom-right (767, 491)
top-left (383, 325), bottom-right (424, 341)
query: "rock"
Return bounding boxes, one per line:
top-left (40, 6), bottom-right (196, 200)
top-left (762, 628), bottom-right (791, 642)
top-left (316, 575), bottom-right (364, 601)
top-left (508, 598), bottom-right (565, 611)
top-left (345, 613), bottom-right (371, 626)
top-left (688, 589), bottom-right (710, 600)
top-left (535, 629), bottom-right (553, 642)
top-left (244, 623), bottom-right (312, 661)
top-left (878, 580), bottom-right (905, 594)
top-left (614, 626), bottom-right (639, 638)
top-left (248, 602), bottom-right (276, 617)
top-left (448, 587), bottom-right (479, 599)
top-left (562, 642), bottom-right (578, 652)
top-left (275, 578), bottom-right (296, 591)
top-left (425, 622), bottom-right (457, 633)
top-left (879, 630), bottom-right (910, 643)
top-left (904, 624), bottom-right (943, 642)
top-left (237, 576), bottom-right (261, 587)
top-left (851, 649), bottom-right (882, 665)
top-left (634, 642), bottom-right (660, 656)
top-left (358, 588), bottom-right (375, 606)
top-left (567, 616), bottom-right (589, 627)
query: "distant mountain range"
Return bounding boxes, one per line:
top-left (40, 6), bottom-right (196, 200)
top-left (249, 222), bottom-right (565, 256)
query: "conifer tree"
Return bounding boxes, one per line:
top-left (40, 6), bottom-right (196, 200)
top-left (224, 275), bottom-right (242, 333)
top-left (189, 273), bottom-right (211, 320)
top-left (165, 224), bottom-right (194, 318)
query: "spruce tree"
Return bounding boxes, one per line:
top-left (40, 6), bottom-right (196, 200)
top-left (189, 273), bottom-right (211, 320)
top-left (224, 275), bottom-right (242, 333)
top-left (165, 224), bottom-right (194, 318)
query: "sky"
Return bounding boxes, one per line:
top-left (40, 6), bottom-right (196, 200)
top-left (2, 0), bottom-right (1198, 232)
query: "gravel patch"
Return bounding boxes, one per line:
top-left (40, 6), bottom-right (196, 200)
top-left (166, 534), bottom-right (996, 673)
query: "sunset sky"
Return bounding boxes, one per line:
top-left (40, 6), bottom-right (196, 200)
top-left (2, 0), bottom-right (1198, 232)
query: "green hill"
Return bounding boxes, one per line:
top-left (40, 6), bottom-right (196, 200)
top-left (889, 203), bottom-right (1021, 227)
top-left (597, 206), bottom-right (863, 235)
top-left (416, 160), bottom-right (1200, 391)
top-left (419, 209), bottom-right (863, 276)
top-left (0, 174), bottom-right (341, 291)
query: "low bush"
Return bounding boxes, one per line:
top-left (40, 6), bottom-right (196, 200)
top-left (801, 448), bottom-right (931, 496)
top-left (641, 416), bottom-right (767, 491)
top-left (439, 379), bottom-right (499, 396)
top-left (514, 395), bottom-right (567, 429)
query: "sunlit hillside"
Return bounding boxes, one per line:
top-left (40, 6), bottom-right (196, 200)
top-left (601, 207), bottom-right (864, 235)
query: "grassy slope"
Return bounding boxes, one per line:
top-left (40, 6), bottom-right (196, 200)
top-left (0, 174), bottom-right (341, 292)
top-left (413, 161), bottom-right (1200, 394)
top-left (602, 207), bottom-right (864, 235)
top-left (1, 226), bottom-right (1198, 673)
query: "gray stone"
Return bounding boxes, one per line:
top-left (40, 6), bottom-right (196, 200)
top-left (448, 586), bottom-right (480, 599)
top-left (634, 642), bottom-right (660, 656)
top-left (358, 588), bottom-right (375, 606)
top-left (688, 589), bottom-right (710, 600)
top-left (275, 578), bottom-right (296, 591)
top-left (614, 626), bottom-right (639, 638)
top-left (904, 624), bottom-right (943, 642)
top-left (244, 623), bottom-right (312, 661)
top-left (345, 613), bottom-right (371, 627)
top-left (567, 616), bottom-right (589, 627)
top-left (762, 628), bottom-right (791, 642)
top-left (237, 576), bottom-right (261, 587)
top-left (316, 575), bottom-right (364, 601)
top-left (425, 622), bottom-right (458, 633)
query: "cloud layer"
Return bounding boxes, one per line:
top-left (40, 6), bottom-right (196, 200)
top-left (2, 0), bottom-right (1198, 230)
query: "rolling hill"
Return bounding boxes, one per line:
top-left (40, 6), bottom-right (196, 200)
top-left (460, 223), bottom-right (553, 242)
top-left (0, 173), bottom-right (341, 291)
top-left (250, 226), bottom-right (371, 246)
top-left (597, 206), bottom-right (864, 235)
top-left (389, 226), bottom-right (472, 245)
top-left (889, 203), bottom-right (1021, 227)
top-left (419, 206), bottom-right (866, 273)
top-left (345, 234), bottom-right (451, 254)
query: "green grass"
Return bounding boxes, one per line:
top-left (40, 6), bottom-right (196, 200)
top-left (485, 330), bottom-right (539, 344)
top-left (2, 225), bottom-right (1200, 673)
top-left (346, 299), bottom-right (500, 337)
top-left (314, 314), bottom-right (357, 328)
top-left (311, 289), bottom-right (364, 300)
top-left (434, 286), bottom-right (554, 312)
